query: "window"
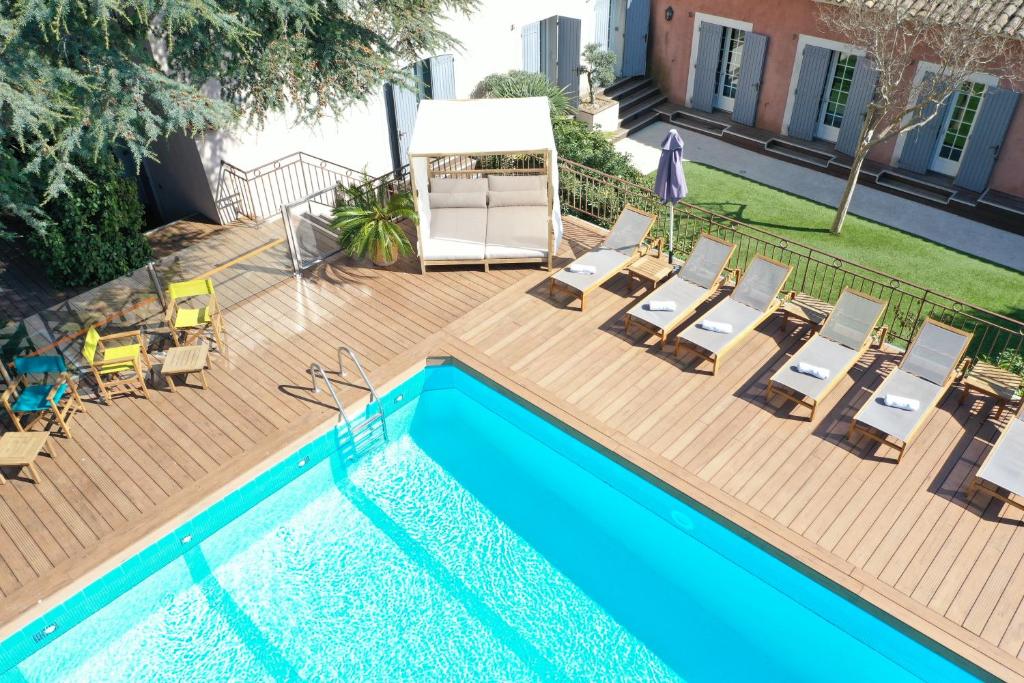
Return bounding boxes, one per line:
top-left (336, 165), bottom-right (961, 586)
top-left (931, 81), bottom-right (986, 175)
top-left (713, 27), bottom-right (745, 111)
top-left (814, 51), bottom-right (857, 141)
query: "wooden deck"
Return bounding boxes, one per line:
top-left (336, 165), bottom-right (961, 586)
top-left (2, 216), bottom-right (1024, 678)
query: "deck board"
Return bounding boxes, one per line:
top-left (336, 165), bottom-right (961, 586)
top-left (2, 215), bottom-right (1024, 677)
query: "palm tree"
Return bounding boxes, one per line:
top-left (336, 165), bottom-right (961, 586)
top-left (331, 183), bottom-right (416, 267)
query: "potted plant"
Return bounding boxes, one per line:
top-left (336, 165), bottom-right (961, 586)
top-left (575, 43), bottom-right (619, 131)
top-left (331, 184), bottom-right (415, 267)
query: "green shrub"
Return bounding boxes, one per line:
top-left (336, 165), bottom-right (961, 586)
top-left (473, 70), bottom-right (571, 116)
top-left (29, 152), bottom-right (152, 288)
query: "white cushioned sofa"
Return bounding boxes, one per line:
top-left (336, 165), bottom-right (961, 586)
top-left (423, 174), bottom-right (551, 266)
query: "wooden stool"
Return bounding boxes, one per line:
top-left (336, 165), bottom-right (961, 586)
top-left (0, 431), bottom-right (50, 484)
top-left (161, 344), bottom-right (210, 392)
top-left (960, 360), bottom-right (1022, 419)
top-left (626, 254), bottom-right (673, 293)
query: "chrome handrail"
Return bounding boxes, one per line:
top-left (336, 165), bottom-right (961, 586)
top-left (338, 346), bottom-right (389, 441)
top-left (309, 362), bottom-right (353, 430)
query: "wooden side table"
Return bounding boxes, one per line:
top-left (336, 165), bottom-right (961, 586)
top-left (161, 344), bottom-right (210, 392)
top-left (626, 254), bottom-right (673, 293)
top-left (780, 291), bottom-right (833, 330)
top-left (960, 360), bottom-right (1022, 418)
top-left (0, 431), bottom-right (50, 485)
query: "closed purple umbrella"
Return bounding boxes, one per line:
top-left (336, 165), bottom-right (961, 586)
top-left (654, 129), bottom-right (687, 262)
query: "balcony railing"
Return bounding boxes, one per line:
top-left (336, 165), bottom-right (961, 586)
top-left (557, 158), bottom-right (1024, 363)
top-left (216, 152), bottom-right (368, 224)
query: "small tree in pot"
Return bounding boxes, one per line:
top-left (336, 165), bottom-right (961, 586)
top-left (331, 184), bottom-right (415, 267)
top-left (580, 43), bottom-right (617, 106)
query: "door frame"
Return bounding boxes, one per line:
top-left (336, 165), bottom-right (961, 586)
top-left (813, 50), bottom-right (859, 143)
top-left (686, 13), bottom-right (751, 109)
top-left (711, 26), bottom-right (745, 112)
top-left (891, 60), bottom-right (998, 169)
top-left (782, 35), bottom-right (862, 138)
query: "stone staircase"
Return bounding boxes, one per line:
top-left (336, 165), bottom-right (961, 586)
top-left (603, 76), bottom-right (666, 139)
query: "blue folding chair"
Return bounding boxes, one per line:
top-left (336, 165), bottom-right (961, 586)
top-left (1, 355), bottom-right (84, 437)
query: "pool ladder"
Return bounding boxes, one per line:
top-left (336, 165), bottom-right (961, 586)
top-left (309, 346), bottom-right (388, 444)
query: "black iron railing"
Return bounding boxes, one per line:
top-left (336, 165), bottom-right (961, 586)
top-left (557, 158), bottom-right (1024, 363)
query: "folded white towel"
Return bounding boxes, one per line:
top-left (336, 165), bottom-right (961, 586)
top-left (645, 300), bottom-right (677, 312)
top-left (567, 264), bottom-right (597, 275)
top-left (698, 319), bottom-right (733, 334)
top-left (883, 394), bottom-right (920, 411)
top-left (795, 361), bottom-right (830, 380)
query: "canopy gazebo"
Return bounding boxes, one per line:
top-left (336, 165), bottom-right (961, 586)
top-left (407, 97), bottom-right (563, 273)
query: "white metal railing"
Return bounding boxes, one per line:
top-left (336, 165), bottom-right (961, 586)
top-left (215, 152), bottom-right (368, 224)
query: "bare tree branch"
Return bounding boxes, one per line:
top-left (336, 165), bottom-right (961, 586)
top-left (817, 0), bottom-right (1022, 233)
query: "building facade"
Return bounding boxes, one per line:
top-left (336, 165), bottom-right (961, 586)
top-left (647, 0), bottom-right (1024, 207)
top-left (144, 0), bottom-right (612, 226)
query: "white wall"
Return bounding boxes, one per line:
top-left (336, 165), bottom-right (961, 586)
top-left (193, 0), bottom-right (597, 220)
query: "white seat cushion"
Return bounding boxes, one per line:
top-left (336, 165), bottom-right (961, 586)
top-left (430, 207), bottom-right (487, 243)
top-left (422, 237), bottom-right (486, 261)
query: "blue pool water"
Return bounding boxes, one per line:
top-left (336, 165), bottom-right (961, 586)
top-left (0, 364), bottom-right (982, 681)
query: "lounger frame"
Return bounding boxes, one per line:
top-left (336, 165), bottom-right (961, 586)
top-left (623, 234), bottom-right (738, 349)
top-left (674, 255), bottom-right (793, 375)
top-left (847, 317), bottom-right (972, 462)
top-left (966, 403), bottom-right (1024, 512)
top-left (547, 204), bottom-right (659, 312)
top-left (766, 288), bottom-right (887, 421)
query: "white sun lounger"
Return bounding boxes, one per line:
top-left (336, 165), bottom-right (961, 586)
top-left (848, 318), bottom-right (972, 461)
top-left (549, 205), bottom-right (658, 311)
top-left (623, 234), bottom-right (737, 348)
top-left (767, 288), bottom-right (887, 420)
top-left (968, 408), bottom-right (1024, 512)
top-left (675, 255), bottom-right (793, 375)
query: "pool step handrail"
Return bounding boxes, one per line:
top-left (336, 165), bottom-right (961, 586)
top-left (337, 345), bottom-right (389, 442)
top-left (309, 362), bottom-right (354, 430)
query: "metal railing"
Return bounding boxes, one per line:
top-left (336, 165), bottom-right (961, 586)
top-left (216, 152), bottom-right (368, 224)
top-left (557, 158), bottom-right (1024, 363)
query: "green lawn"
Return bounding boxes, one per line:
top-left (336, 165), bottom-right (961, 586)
top-left (663, 161), bottom-right (1024, 320)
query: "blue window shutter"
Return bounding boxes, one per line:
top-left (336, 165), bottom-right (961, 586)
top-left (731, 32), bottom-right (768, 126)
top-left (835, 58), bottom-right (878, 156)
top-left (385, 80), bottom-right (418, 170)
top-left (594, 0), bottom-right (611, 49)
top-left (897, 77), bottom-right (953, 174)
top-left (690, 22), bottom-right (724, 113)
top-left (428, 54), bottom-right (455, 100)
top-left (522, 22), bottom-right (541, 73)
top-left (556, 17), bottom-right (582, 107)
top-left (954, 87), bottom-right (1020, 192)
top-left (787, 45), bottom-right (832, 140)
top-left (621, 0), bottom-right (651, 77)
top-left (541, 16), bottom-right (559, 83)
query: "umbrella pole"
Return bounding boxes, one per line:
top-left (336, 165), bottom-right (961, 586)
top-left (668, 203), bottom-right (675, 264)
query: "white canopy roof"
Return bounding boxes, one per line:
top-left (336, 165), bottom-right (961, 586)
top-left (407, 97), bottom-right (556, 157)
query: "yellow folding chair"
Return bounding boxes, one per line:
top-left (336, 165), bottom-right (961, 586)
top-left (166, 278), bottom-right (226, 352)
top-left (82, 327), bottom-right (152, 404)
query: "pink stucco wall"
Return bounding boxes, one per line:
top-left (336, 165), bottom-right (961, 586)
top-left (648, 0), bottom-right (1024, 197)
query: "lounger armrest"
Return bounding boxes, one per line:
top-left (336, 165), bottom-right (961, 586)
top-left (873, 324), bottom-right (889, 349)
top-left (957, 356), bottom-right (974, 382)
top-left (0, 381), bottom-right (20, 403)
top-left (639, 237), bottom-right (664, 258)
top-left (728, 267), bottom-right (743, 286)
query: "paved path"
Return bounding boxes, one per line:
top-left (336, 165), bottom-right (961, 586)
top-left (617, 122), bottom-right (1024, 273)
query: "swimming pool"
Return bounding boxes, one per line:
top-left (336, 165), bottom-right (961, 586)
top-left (0, 363), bottom-right (982, 681)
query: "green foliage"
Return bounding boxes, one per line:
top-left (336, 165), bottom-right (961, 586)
top-left (987, 349), bottom-right (1024, 379)
top-left (581, 43), bottom-right (617, 105)
top-left (27, 152), bottom-right (152, 288)
top-left (552, 118), bottom-right (643, 182)
top-left (0, 0), bottom-right (479, 228)
top-left (473, 71), bottom-right (571, 116)
top-left (332, 186), bottom-right (415, 263)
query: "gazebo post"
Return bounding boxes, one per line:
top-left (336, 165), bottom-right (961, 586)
top-left (545, 149), bottom-right (554, 271)
top-left (410, 154), bottom-right (426, 275)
